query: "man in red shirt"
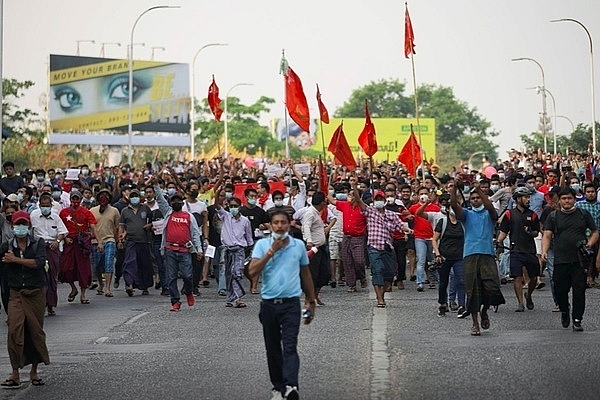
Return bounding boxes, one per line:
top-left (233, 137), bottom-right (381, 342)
top-left (59, 190), bottom-right (101, 304)
top-left (409, 187), bottom-right (441, 291)
top-left (328, 188), bottom-right (368, 292)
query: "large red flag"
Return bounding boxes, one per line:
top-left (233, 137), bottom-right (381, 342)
top-left (283, 65), bottom-right (310, 132)
top-left (316, 84), bottom-right (329, 124)
top-left (357, 100), bottom-right (377, 157)
top-left (404, 4), bottom-right (416, 58)
top-left (327, 122), bottom-right (356, 171)
top-left (207, 75), bottom-right (223, 122)
top-left (397, 124), bottom-right (422, 177)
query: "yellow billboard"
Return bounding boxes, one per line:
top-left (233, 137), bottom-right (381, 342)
top-left (317, 118), bottom-right (435, 162)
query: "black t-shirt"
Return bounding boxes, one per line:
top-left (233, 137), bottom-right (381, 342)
top-left (0, 175), bottom-right (24, 195)
top-left (240, 205), bottom-right (270, 240)
top-left (434, 218), bottom-right (464, 260)
top-left (543, 208), bottom-right (597, 264)
top-left (499, 207), bottom-right (539, 254)
top-left (207, 205), bottom-right (222, 247)
top-left (149, 208), bottom-right (164, 243)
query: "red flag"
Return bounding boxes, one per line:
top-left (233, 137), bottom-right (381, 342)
top-left (316, 84), bottom-right (329, 124)
top-left (357, 100), bottom-right (377, 157)
top-left (318, 157), bottom-right (328, 193)
top-left (208, 75), bottom-right (223, 122)
top-left (284, 67), bottom-right (310, 132)
top-left (397, 124), bottom-right (422, 177)
top-left (404, 4), bottom-right (416, 58)
top-left (327, 122), bottom-right (356, 171)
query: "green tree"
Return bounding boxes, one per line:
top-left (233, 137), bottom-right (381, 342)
top-left (335, 79), bottom-right (499, 169)
top-left (520, 122), bottom-right (598, 155)
top-left (2, 78), bottom-right (38, 137)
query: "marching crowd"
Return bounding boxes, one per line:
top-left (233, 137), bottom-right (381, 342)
top-left (0, 147), bottom-right (599, 397)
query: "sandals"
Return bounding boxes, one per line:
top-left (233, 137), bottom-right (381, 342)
top-left (234, 301), bottom-right (247, 308)
top-left (96, 288), bottom-right (104, 295)
top-left (1, 378), bottom-right (21, 388)
top-left (67, 290), bottom-right (79, 302)
top-left (126, 287), bottom-right (134, 297)
top-left (376, 303), bottom-right (386, 308)
top-left (80, 299), bottom-right (90, 304)
top-left (105, 292), bottom-right (113, 297)
top-left (515, 305), bottom-right (525, 312)
top-left (31, 378), bottom-right (45, 386)
top-left (47, 308), bottom-right (56, 316)
top-left (481, 312), bottom-right (490, 330)
top-left (470, 326), bottom-right (481, 336)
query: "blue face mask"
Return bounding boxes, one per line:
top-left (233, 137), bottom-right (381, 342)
top-left (225, 192), bottom-right (233, 199)
top-left (335, 193), bottom-right (348, 201)
top-left (167, 188), bottom-right (176, 196)
top-left (472, 205), bottom-right (485, 212)
top-left (13, 225), bottom-right (29, 238)
top-left (230, 207), bottom-right (239, 217)
top-left (129, 197), bottom-right (140, 206)
top-left (52, 191), bottom-right (61, 199)
top-left (571, 184), bottom-right (580, 192)
top-left (40, 207), bottom-right (52, 216)
top-left (247, 199), bottom-right (257, 206)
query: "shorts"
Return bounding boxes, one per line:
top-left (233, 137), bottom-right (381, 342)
top-left (509, 252), bottom-right (540, 278)
top-left (91, 241), bottom-right (116, 273)
top-left (367, 246), bottom-right (395, 286)
top-left (406, 235), bottom-right (415, 251)
top-left (329, 239), bottom-right (342, 260)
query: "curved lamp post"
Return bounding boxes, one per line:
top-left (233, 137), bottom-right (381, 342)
top-left (100, 42), bottom-right (121, 57)
top-left (189, 43), bottom-right (228, 160)
top-left (127, 5), bottom-right (180, 166)
top-left (76, 39), bottom-right (95, 56)
top-left (551, 18), bottom-right (596, 154)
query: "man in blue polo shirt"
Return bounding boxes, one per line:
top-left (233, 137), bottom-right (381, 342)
top-left (248, 210), bottom-right (316, 400)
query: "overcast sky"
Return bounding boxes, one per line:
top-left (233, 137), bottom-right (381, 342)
top-left (4, 0), bottom-right (600, 161)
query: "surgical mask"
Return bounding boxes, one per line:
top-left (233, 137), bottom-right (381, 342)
top-left (374, 200), bottom-right (386, 209)
top-left (82, 198), bottom-right (92, 204)
top-left (129, 197), bottom-right (140, 206)
top-left (526, 183), bottom-right (535, 190)
top-left (190, 190), bottom-right (199, 198)
top-left (40, 207), bottom-right (52, 216)
top-left (167, 188), bottom-right (176, 196)
top-left (52, 191), bottom-right (61, 200)
top-left (247, 198), bottom-right (257, 206)
top-left (472, 205), bottom-right (485, 212)
top-left (498, 173), bottom-right (505, 180)
top-left (490, 184), bottom-right (500, 193)
top-left (55, 174), bottom-right (62, 180)
top-left (335, 193), bottom-right (348, 201)
top-left (17, 194), bottom-right (24, 202)
top-left (13, 225), bottom-right (29, 238)
top-left (306, 197), bottom-right (313, 206)
top-left (441, 206), bottom-right (447, 214)
top-left (272, 231), bottom-right (289, 240)
top-left (274, 200), bottom-right (283, 207)
top-left (225, 192), bottom-right (233, 199)
top-left (36, 176), bottom-right (44, 182)
top-left (81, 168), bottom-right (89, 176)
top-left (386, 196), bottom-right (395, 204)
top-left (571, 184), bottom-right (580, 192)
top-left (230, 207), bottom-right (239, 216)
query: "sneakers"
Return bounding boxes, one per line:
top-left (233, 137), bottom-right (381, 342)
top-left (449, 301), bottom-right (459, 312)
top-left (271, 389), bottom-right (283, 400)
top-left (284, 385), bottom-right (299, 400)
top-left (416, 284), bottom-right (424, 292)
top-left (573, 319), bottom-right (584, 332)
top-left (438, 305), bottom-right (447, 317)
top-left (561, 311), bottom-right (570, 328)
top-left (186, 293), bottom-right (195, 307)
top-left (457, 306), bottom-right (469, 319)
top-left (170, 302), bottom-right (181, 312)
top-left (193, 288), bottom-right (201, 297)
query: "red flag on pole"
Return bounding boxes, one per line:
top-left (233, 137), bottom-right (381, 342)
top-left (318, 157), bottom-right (328, 193)
top-left (208, 75), bottom-right (223, 122)
top-left (327, 122), bottom-right (356, 171)
top-left (283, 66), bottom-right (310, 132)
top-left (357, 100), bottom-right (377, 157)
top-left (404, 3), bottom-right (416, 58)
top-left (316, 84), bottom-right (329, 124)
top-left (397, 124), bottom-right (422, 177)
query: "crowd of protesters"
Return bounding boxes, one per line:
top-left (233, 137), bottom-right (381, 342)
top-left (0, 146), bottom-right (599, 391)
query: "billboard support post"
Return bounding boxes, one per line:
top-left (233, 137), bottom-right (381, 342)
top-left (127, 5), bottom-right (180, 167)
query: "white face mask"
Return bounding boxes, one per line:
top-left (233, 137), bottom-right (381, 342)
top-left (386, 196), bottom-right (395, 204)
top-left (440, 206), bottom-right (447, 213)
top-left (272, 231), bottom-right (289, 240)
top-left (472, 205), bottom-right (485, 212)
top-left (490, 184), bottom-right (500, 193)
top-left (374, 200), bottom-right (386, 209)
top-left (306, 197), bottom-right (312, 206)
top-left (274, 200), bottom-right (283, 207)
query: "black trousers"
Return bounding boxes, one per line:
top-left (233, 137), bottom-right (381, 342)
top-left (114, 247), bottom-right (125, 280)
top-left (259, 299), bottom-right (301, 393)
top-left (554, 262), bottom-right (586, 321)
top-left (392, 239), bottom-right (407, 281)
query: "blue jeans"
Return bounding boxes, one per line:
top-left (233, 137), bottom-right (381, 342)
top-left (415, 239), bottom-right (433, 285)
top-left (448, 269), bottom-right (456, 302)
top-left (259, 299), bottom-right (301, 394)
top-left (367, 246), bottom-right (395, 286)
top-left (438, 259), bottom-right (466, 307)
top-left (165, 250), bottom-right (193, 304)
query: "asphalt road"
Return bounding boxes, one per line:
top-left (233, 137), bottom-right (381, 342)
top-left (0, 273), bottom-right (597, 400)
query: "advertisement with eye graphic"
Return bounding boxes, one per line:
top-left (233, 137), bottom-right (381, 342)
top-left (272, 117), bottom-right (436, 162)
top-left (49, 54), bottom-right (190, 133)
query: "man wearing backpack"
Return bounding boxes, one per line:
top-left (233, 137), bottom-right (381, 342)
top-left (542, 187), bottom-right (598, 332)
top-left (497, 187), bottom-right (541, 312)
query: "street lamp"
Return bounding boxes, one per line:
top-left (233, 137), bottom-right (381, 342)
top-left (551, 18), bottom-right (596, 154)
top-left (151, 46), bottom-right (166, 60)
top-left (126, 43), bottom-right (146, 59)
top-left (189, 43), bottom-right (228, 161)
top-left (99, 42), bottom-right (121, 58)
top-left (224, 83), bottom-right (253, 159)
top-left (512, 57), bottom-right (548, 154)
top-left (528, 86), bottom-right (558, 155)
top-left (127, 5), bottom-right (180, 166)
top-left (557, 115), bottom-right (576, 133)
top-left (76, 39), bottom-right (95, 56)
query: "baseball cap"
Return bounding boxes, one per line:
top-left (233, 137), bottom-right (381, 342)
top-left (374, 190), bottom-right (386, 199)
top-left (70, 190), bottom-right (82, 199)
top-left (12, 210), bottom-right (30, 224)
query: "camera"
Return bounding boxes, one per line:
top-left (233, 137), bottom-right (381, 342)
top-left (577, 240), bottom-right (594, 259)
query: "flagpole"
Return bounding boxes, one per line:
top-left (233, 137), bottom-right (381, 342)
top-left (281, 49), bottom-right (291, 159)
top-left (319, 119), bottom-right (326, 159)
top-left (409, 53), bottom-right (424, 181)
